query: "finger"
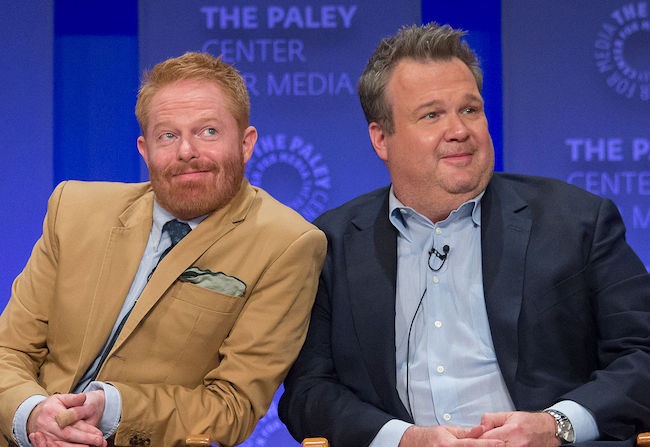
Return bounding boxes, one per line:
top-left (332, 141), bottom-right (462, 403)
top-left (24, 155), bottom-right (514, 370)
top-left (457, 439), bottom-right (505, 447)
top-left (480, 412), bottom-right (508, 430)
top-left (450, 425), bottom-right (485, 439)
top-left (57, 425), bottom-right (104, 446)
top-left (29, 432), bottom-right (48, 447)
top-left (56, 393), bottom-right (87, 409)
top-left (466, 425), bottom-right (488, 438)
top-left (478, 426), bottom-right (509, 440)
top-left (69, 419), bottom-right (105, 434)
top-left (55, 409), bottom-right (78, 429)
top-left (55, 401), bottom-right (101, 430)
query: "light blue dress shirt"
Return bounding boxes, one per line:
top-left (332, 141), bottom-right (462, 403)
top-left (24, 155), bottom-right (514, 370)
top-left (13, 201), bottom-right (206, 447)
top-left (369, 188), bottom-right (599, 447)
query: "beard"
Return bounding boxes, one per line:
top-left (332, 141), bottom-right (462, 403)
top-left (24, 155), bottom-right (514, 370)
top-left (149, 150), bottom-right (245, 220)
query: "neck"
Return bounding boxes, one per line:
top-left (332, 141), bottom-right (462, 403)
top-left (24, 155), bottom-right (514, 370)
top-left (393, 186), bottom-right (478, 223)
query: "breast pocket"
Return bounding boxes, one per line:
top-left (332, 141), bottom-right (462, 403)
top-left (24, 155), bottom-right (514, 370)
top-left (164, 281), bottom-right (247, 385)
top-left (171, 280), bottom-right (244, 314)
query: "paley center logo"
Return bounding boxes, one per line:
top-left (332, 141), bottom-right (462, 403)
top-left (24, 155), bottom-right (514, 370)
top-left (594, 2), bottom-right (650, 101)
top-left (246, 133), bottom-right (331, 221)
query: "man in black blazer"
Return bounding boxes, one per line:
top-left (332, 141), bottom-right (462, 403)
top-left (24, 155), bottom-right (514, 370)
top-left (279, 23), bottom-right (650, 447)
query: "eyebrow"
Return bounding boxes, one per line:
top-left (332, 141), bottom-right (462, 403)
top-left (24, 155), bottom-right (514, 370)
top-left (413, 93), bottom-right (484, 114)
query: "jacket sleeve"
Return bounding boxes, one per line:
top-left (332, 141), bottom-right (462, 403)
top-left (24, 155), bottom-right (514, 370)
top-left (558, 198), bottom-right (650, 441)
top-left (0, 182), bottom-right (66, 439)
top-left (278, 252), bottom-right (398, 447)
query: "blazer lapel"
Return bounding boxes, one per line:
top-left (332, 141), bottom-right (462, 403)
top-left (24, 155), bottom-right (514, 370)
top-left (344, 190), bottom-right (412, 422)
top-left (481, 174), bottom-right (531, 400)
top-left (110, 180), bottom-right (257, 354)
top-left (73, 188), bottom-right (154, 387)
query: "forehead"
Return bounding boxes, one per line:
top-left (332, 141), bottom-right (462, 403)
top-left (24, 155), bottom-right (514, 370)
top-left (148, 79), bottom-right (230, 119)
top-left (386, 57), bottom-right (480, 106)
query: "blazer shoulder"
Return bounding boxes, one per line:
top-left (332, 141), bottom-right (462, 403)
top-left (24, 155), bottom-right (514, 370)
top-left (50, 180), bottom-right (153, 228)
top-left (313, 186), bottom-right (390, 232)
top-left (490, 173), bottom-right (606, 212)
top-left (249, 185), bottom-right (324, 239)
top-left (54, 180), bottom-right (152, 206)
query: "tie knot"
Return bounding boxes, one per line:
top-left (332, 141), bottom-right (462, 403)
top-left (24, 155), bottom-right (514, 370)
top-left (162, 219), bottom-right (191, 247)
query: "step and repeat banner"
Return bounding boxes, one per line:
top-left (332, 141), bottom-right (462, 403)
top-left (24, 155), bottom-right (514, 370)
top-left (138, 2), bottom-right (419, 444)
top-left (503, 1), bottom-right (649, 269)
top-left (139, 1), bottom-right (420, 219)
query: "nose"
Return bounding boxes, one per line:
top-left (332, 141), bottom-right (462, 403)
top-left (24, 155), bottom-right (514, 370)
top-left (177, 137), bottom-right (199, 161)
top-left (444, 113), bottom-right (470, 142)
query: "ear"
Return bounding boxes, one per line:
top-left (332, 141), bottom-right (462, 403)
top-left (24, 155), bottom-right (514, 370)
top-left (241, 126), bottom-right (258, 163)
top-left (368, 122), bottom-right (388, 162)
top-left (137, 136), bottom-right (150, 167)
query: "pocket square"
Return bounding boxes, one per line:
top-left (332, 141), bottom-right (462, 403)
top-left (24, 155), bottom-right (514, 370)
top-left (179, 267), bottom-right (247, 297)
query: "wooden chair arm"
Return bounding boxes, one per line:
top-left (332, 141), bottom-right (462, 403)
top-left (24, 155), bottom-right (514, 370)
top-left (302, 438), bottom-right (329, 446)
top-left (186, 434), bottom-right (211, 446)
top-left (185, 434), bottom-right (330, 446)
top-left (638, 432), bottom-right (650, 447)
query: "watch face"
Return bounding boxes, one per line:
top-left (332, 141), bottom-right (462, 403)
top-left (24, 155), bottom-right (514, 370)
top-left (558, 417), bottom-right (575, 444)
top-left (546, 410), bottom-right (575, 444)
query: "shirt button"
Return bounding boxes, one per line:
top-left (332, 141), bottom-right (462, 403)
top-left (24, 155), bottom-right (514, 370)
top-left (434, 320), bottom-right (442, 328)
top-left (443, 413), bottom-right (452, 421)
top-left (436, 365), bottom-right (445, 374)
top-left (436, 228), bottom-right (442, 234)
top-left (433, 276), bottom-right (439, 283)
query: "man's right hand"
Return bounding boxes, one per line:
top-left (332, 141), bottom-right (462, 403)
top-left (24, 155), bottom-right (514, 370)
top-left (399, 425), bottom-right (506, 447)
top-left (26, 393), bottom-right (106, 447)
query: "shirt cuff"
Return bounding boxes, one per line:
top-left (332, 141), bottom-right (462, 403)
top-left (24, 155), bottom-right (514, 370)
top-left (13, 394), bottom-right (47, 447)
top-left (369, 419), bottom-right (413, 447)
top-left (548, 400), bottom-right (600, 442)
top-left (87, 381), bottom-right (121, 439)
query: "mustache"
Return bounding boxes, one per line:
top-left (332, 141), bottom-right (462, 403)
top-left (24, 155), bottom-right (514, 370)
top-left (161, 160), bottom-right (219, 177)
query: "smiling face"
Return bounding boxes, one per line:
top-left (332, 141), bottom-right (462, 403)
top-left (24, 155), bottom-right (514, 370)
top-left (369, 57), bottom-right (494, 221)
top-left (137, 79), bottom-right (257, 220)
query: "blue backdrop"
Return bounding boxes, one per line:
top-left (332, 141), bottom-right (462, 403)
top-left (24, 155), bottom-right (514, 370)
top-left (1, 1), bottom-right (647, 446)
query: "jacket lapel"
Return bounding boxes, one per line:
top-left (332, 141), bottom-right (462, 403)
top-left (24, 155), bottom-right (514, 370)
top-left (73, 188), bottom-right (154, 386)
top-left (344, 189), bottom-right (412, 422)
top-left (481, 174), bottom-right (531, 401)
top-left (109, 180), bottom-right (257, 354)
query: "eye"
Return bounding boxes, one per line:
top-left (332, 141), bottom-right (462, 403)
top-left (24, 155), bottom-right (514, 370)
top-left (159, 132), bottom-right (175, 141)
top-left (423, 112), bottom-right (438, 119)
top-left (201, 127), bottom-right (218, 137)
top-left (462, 107), bottom-right (476, 114)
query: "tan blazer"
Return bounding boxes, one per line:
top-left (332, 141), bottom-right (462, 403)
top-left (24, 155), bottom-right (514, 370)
top-left (0, 179), bottom-right (326, 447)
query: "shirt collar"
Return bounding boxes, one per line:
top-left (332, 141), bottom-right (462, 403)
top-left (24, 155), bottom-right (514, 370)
top-left (388, 186), bottom-right (484, 242)
top-left (152, 201), bottom-right (209, 248)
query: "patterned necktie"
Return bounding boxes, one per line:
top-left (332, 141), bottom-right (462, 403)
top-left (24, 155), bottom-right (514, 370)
top-left (148, 219), bottom-right (192, 280)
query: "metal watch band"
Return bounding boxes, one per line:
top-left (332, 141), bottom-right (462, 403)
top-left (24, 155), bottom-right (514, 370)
top-left (544, 409), bottom-right (576, 444)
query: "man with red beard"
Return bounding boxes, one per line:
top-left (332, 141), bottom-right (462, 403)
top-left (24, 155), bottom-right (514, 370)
top-left (0, 52), bottom-right (326, 447)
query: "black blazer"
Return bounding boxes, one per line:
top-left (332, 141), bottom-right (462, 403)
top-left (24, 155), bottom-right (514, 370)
top-left (279, 173), bottom-right (650, 447)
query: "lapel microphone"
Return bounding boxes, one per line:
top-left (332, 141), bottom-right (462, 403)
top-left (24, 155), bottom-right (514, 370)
top-left (428, 244), bottom-right (450, 271)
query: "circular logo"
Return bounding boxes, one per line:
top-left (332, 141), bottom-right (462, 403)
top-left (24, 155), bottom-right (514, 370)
top-left (246, 133), bottom-right (331, 221)
top-left (594, 2), bottom-right (650, 101)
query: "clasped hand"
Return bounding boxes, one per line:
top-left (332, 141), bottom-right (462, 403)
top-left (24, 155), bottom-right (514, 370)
top-left (399, 411), bottom-right (560, 447)
top-left (26, 390), bottom-right (107, 447)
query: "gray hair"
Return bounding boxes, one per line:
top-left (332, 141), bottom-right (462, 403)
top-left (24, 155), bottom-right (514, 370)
top-left (358, 22), bottom-right (482, 134)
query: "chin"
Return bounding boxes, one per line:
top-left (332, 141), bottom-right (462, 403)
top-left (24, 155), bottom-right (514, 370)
top-left (154, 177), bottom-right (242, 219)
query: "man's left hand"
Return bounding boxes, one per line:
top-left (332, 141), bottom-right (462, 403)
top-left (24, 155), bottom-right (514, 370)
top-left (478, 411), bottom-right (560, 447)
top-left (54, 390), bottom-right (106, 430)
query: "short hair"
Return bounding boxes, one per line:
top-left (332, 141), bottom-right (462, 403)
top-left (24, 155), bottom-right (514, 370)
top-left (135, 52), bottom-right (250, 134)
top-left (358, 22), bottom-right (483, 134)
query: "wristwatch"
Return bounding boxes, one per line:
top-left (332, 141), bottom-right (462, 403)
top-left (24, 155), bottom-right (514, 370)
top-left (544, 409), bottom-right (576, 444)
